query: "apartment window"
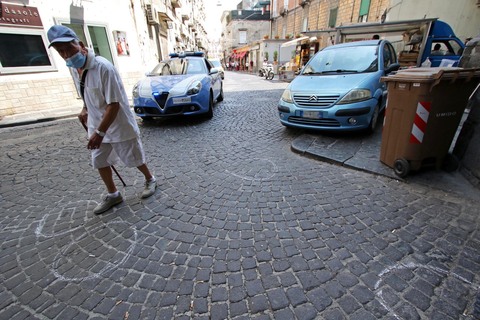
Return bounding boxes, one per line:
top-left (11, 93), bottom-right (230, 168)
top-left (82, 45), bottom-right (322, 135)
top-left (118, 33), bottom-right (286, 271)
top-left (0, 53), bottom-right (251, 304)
top-left (239, 30), bottom-right (247, 44)
top-left (328, 7), bottom-right (338, 28)
top-left (302, 17), bottom-right (308, 32)
top-left (0, 27), bottom-right (56, 74)
top-left (358, 0), bottom-right (370, 22)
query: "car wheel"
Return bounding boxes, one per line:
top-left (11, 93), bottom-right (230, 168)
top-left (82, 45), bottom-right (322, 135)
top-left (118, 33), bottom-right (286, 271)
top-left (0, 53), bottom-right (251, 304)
top-left (204, 93), bottom-right (214, 119)
top-left (367, 104), bottom-right (380, 133)
top-left (217, 85), bottom-right (224, 102)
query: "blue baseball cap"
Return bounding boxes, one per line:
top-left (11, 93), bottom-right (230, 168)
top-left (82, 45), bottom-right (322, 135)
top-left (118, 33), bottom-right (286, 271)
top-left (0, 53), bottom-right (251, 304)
top-left (47, 25), bottom-right (79, 47)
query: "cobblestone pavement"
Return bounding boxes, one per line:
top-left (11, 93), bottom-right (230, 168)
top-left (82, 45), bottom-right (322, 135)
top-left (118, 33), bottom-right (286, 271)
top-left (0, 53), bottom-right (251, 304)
top-left (1, 72), bottom-right (479, 319)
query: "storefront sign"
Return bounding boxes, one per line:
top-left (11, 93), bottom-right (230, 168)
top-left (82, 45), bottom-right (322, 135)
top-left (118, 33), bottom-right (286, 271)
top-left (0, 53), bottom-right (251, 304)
top-left (0, 3), bottom-right (43, 27)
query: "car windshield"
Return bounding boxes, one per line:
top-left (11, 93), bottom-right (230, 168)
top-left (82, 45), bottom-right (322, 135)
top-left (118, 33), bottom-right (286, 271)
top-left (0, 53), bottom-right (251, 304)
top-left (150, 58), bottom-right (207, 76)
top-left (303, 45), bottom-right (379, 74)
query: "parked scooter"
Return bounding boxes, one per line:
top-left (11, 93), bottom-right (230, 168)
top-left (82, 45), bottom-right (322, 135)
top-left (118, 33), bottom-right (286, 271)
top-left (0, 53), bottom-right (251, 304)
top-left (259, 63), bottom-right (274, 79)
top-left (265, 67), bottom-right (275, 80)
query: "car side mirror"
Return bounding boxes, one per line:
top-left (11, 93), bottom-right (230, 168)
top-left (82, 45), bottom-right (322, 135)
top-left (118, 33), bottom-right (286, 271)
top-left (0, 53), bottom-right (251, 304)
top-left (210, 67), bottom-right (219, 75)
top-left (385, 63), bottom-right (400, 74)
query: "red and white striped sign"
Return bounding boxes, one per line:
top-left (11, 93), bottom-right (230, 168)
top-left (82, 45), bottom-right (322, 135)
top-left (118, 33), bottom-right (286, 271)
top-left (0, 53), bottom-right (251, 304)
top-left (410, 101), bottom-right (431, 144)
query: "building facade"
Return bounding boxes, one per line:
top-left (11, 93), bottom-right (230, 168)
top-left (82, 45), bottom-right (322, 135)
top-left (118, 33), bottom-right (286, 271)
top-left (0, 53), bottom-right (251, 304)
top-left (220, 1), bottom-right (271, 73)
top-left (0, 0), bottom-right (208, 117)
top-left (265, 0), bottom-right (479, 71)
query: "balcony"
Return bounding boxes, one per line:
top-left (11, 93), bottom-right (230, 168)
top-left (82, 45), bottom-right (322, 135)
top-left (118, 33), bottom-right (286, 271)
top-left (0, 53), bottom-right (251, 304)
top-left (157, 2), bottom-right (174, 21)
top-left (171, 0), bottom-right (181, 9)
top-left (180, 24), bottom-right (188, 36)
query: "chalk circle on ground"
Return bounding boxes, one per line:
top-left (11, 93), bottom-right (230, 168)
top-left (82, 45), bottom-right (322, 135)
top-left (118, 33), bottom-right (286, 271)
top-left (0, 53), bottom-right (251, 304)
top-left (51, 220), bottom-right (137, 282)
top-left (35, 205), bottom-right (137, 283)
top-left (375, 261), bottom-right (479, 319)
top-left (224, 158), bottom-right (278, 181)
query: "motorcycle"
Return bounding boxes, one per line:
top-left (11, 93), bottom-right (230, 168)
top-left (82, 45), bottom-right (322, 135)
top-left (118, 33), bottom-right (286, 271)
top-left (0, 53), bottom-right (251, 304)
top-left (259, 63), bottom-right (274, 79)
top-left (258, 65), bottom-right (268, 77)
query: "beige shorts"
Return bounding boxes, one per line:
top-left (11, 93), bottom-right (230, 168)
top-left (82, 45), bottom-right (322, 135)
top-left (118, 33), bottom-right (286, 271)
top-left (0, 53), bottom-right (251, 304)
top-left (91, 137), bottom-right (146, 169)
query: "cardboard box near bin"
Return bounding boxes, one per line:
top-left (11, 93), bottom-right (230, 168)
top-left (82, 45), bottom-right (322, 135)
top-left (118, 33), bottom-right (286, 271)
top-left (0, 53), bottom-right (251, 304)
top-left (380, 67), bottom-right (480, 178)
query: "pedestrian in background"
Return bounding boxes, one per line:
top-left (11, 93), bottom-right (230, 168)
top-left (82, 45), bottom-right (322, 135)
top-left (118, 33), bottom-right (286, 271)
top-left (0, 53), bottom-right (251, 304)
top-left (47, 25), bottom-right (157, 215)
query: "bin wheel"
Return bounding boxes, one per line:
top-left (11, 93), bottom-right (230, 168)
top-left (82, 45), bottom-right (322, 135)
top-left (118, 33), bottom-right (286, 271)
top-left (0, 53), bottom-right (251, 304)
top-left (393, 158), bottom-right (410, 178)
top-left (442, 153), bottom-right (459, 172)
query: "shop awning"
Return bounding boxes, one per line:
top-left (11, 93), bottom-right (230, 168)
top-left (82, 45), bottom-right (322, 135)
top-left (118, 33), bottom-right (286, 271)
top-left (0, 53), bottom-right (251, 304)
top-left (281, 36), bottom-right (310, 48)
top-left (231, 51), bottom-right (247, 59)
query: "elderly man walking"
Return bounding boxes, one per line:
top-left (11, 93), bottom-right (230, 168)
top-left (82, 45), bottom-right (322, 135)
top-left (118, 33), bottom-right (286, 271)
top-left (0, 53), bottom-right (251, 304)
top-left (47, 25), bottom-right (157, 214)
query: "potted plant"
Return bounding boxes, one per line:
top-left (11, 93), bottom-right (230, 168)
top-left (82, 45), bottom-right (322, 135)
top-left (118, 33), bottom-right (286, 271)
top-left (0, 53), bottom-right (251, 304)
top-left (273, 50), bottom-right (278, 63)
top-left (263, 34), bottom-right (269, 39)
top-left (264, 52), bottom-right (269, 61)
top-left (285, 34), bottom-right (291, 39)
top-left (274, 34), bottom-right (280, 39)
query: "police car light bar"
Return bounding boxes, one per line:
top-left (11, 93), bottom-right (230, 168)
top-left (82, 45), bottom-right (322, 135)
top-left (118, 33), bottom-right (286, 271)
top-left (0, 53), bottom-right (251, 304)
top-left (169, 51), bottom-right (205, 58)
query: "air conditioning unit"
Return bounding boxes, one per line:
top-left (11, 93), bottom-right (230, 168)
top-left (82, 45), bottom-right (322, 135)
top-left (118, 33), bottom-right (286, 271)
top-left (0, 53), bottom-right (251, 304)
top-left (146, 4), bottom-right (160, 25)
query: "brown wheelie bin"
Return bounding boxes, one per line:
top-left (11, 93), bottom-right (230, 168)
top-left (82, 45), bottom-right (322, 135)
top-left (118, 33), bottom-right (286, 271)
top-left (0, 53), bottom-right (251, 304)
top-left (380, 67), bottom-right (480, 177)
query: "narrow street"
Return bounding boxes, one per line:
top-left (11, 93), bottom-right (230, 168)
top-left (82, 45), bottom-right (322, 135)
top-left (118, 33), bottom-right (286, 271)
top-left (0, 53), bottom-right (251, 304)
top-left (0, 71), bottom-right (479, 319)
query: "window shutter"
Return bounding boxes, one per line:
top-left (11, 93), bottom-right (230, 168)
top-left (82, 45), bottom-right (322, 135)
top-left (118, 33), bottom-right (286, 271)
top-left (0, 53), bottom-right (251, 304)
top-left (328, 7), bottom-right (338, 28)
top-left (359, 0), bottom-right (371, 16)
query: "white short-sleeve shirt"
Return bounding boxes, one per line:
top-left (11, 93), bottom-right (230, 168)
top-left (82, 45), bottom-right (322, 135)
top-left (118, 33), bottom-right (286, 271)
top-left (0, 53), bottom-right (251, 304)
top-left (77, 50), bottom-right (140, 143)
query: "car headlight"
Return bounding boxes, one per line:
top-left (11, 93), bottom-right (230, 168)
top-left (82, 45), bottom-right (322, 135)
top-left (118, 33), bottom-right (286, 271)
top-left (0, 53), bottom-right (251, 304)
top-left (337, 89), bottom-right (371, 104)
top-left (132, 83), bottom-right (140, 98)
top-left (187, 81), bottom-right (202, 95)
top-left (281, 89), bottom-right (293, 103)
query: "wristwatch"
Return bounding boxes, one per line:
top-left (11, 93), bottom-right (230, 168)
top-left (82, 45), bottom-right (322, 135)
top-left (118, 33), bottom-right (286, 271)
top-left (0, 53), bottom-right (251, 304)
top-left (95, 129), bottom-right (106, 137)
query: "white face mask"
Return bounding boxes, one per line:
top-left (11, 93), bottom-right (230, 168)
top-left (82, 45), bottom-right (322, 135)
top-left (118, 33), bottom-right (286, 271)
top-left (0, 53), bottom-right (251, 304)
top-left (66, 51), bottom-right (86, 68)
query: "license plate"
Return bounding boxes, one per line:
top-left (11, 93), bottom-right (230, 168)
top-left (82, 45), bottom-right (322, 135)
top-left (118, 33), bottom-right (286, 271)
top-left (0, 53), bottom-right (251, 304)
top-left (172, 97), bottom-right (191, 104)
top-left (301, 111), bottom-right (322, 119)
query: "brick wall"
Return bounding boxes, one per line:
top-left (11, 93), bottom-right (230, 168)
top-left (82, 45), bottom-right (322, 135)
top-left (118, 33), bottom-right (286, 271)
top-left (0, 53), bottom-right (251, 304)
top-left (0, 71), bottom-right (143, 117)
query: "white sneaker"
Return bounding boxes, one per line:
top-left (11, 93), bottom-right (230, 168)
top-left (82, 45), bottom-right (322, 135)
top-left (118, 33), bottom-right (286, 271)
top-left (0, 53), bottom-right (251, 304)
top-left (93, 193), bottom-right (123, 215)
top-left (141, 179), bottom-right (157, 199)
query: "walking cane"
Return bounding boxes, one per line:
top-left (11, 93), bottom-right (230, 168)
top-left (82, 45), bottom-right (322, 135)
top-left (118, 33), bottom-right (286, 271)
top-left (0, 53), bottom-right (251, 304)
top-left (80, 121), bottom-right (127, 187)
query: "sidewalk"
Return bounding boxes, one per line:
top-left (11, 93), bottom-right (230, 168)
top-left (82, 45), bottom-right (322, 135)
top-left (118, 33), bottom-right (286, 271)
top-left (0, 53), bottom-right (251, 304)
top-left (0, 105), bottom-right (80, 128)
top-left (291, 126), bottom-right (480, 201)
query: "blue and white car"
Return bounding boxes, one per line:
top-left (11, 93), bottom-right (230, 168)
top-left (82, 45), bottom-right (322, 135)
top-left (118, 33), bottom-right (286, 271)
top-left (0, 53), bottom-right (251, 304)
top-left (132, 52), bottom-right (223, 121)
top-left (278, 40), bottom-right (400, 132)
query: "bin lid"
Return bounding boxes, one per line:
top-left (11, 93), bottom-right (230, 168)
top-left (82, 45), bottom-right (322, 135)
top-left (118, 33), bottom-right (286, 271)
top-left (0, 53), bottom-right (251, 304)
top-left (382, 67), bottom-right (480, 82)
